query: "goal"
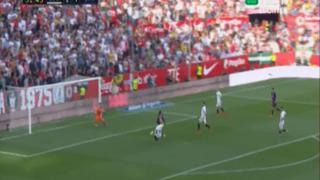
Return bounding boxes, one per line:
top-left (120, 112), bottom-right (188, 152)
top-left (7, 76), bottom-right (102, 134)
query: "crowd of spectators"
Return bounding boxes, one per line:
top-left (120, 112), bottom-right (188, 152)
top-left (0, 0), bottom-right (319, 88)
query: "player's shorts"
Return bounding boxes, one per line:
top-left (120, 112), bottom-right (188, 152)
top-left (95, 116), bottom-right (103, 123)
top-left (216, 100), bottom-right (222, 108)
top-left (154, 124), bottom-right (164, 139)
top-left (279, 119), bottom-right (285, 130)
top-left (199, 115), bottom-right (207, 124)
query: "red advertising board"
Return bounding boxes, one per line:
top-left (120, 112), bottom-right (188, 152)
top-left (189, 60), bottom-right (224, 79)
top-left (108, 93), bottom-right (128, 108)
top-left (275, 52), bottom-right (295, 66)
top-left (310, 55), bottom-right (320, 66)
top-left (222, 55), bottom-right (250, 74)
top-left (174, 63), bottom-right (189, 82)
top-left (133, 68), bottom-right (168, 90)
top-left (101, 68), bottom-right (169, 96)
top-left (101, 55), bottom-right (247, 96)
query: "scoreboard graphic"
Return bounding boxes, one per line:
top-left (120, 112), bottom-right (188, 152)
top-left (245, 0), bottom-right (259, 5)
top-left (245, 0), bottom-right (280, 13)
top-left (22, 0), bottom-right (98, 5)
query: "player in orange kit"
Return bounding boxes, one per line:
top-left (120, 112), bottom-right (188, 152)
top-left (94, 104), bottom-right (106, 127)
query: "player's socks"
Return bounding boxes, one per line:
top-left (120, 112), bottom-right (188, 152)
top-left (271, 109), bottom-right (274, 115)
top-left (154, 136), bottom-right (159, 141)
top-left (216, 109), bottom-right (219, 114)
top-left (197, 123), bottom-right (201, 130)
top-left (205, 124), bottom-right (210, 129)
top-left (220, 108), bottom-right (225, 115)
top-left (278, 130), bottom-right (282, 134)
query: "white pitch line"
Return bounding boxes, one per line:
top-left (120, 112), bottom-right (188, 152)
top-left (312, 136), bottom-right (320, 142)
top-left (185, 153), bottom-right (319, 176)
top-left (164, 111), bottom-right (197, 118)
top-left (226, 94), bottom-right (319, 106)
top-left (158, 133), bottom-right (319, 180)
top-left (0, 133), bottom-right (29, 141)
top-left (0, 107), bottom-right (193, 142)
top-left (0, 78), bottom-right (303, 141)
top-left (177, 79), bottom-right (299, 105)
top-left (27, 115), bottom-right (197, 158)
top-left (0, 110), bottom-right (167, 141)
top-left (225, 79), bottom-right (299, 95)
top-left (0, 150), bottom-right (29, 158)
top-left (0, 121), bottom-right (88, 141)
top-left (0, 113), bottom-right (195, 158)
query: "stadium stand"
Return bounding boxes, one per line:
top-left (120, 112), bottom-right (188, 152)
top-left (0, 0), bottom-right (319, 89)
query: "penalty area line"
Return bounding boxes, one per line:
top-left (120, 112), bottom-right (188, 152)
top-left (0, 110), bottom-right (159, 142)
top-left (158, 133), bottom-right (319, 180)
top-left (27, 115), bottom-right (196, 158)
top-left (185, 153), bottom-right (319, 176)
top-left (0, 150), bottom-right (29, 158)
top-left (225, 94), bottom-right (319, 106)
top-left (312, 136), bottom-right (320, 142)
top-left (0, 108), bottom-right (195, 142)
top-left (0, 121), bottom-right (88, 141)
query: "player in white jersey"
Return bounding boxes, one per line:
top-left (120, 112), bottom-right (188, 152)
top-left (198, 102), bottom-right (210, 131)
top-left (277, 107), bottom-right (287, 134)
top-left (150, 110), bottom-right (165, 141)
top-left (216, 90), bottom-right (224, 115)
top-left (154, 123), bottom-right (164, 140)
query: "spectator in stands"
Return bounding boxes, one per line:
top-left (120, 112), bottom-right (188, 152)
top-left (147, 73), bottom-right (155, 88)
top-left (0, 0), bottom-right (318, 88)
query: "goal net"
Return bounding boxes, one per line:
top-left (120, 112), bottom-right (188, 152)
top-left (5, 76), bottom-right (102, 134)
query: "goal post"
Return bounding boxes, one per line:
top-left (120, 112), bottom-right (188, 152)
top-left (23, 76), bottom-right (102, 134)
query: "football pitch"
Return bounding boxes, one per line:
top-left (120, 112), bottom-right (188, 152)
top-left (0, 78), bottom-right (319, 180)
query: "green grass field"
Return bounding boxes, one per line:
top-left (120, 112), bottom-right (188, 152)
top-left (0, 78), bottom-right (319, 180)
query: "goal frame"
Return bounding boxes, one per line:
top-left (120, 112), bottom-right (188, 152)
top-left (26, 77), bottom-right (102, 134)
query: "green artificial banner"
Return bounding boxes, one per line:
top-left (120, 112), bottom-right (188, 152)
top-left (248, 52), bottom-right (274, 64)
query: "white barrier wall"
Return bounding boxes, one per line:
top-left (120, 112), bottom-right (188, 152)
top-left (230, 66), bottom-right (320, 87)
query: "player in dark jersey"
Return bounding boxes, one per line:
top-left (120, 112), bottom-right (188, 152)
top-left (271, 88), bottom-right (277, 116)
top-left (156, 110), bottom-right (165, 125)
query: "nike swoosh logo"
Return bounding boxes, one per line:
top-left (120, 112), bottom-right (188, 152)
top-left (203, 63), bottom-right (218, 76)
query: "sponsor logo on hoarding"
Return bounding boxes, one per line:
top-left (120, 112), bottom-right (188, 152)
top-left (121, 101), bottom-right (170, 112)
top-left (203, 63), bottom-right (218, 76)
top-left (167, 68), bottom-right (180, 82)
top-left (224, 58), bottom-right (246, 68)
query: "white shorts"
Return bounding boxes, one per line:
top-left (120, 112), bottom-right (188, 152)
top-left (199, 115), bottom-right (207, 124)
top-left (279, 119), bottom-right (285, 130)
top-left (155, 124), bottom-right (164, 138)
top-left (216, 101), bottom-right (222, 108)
